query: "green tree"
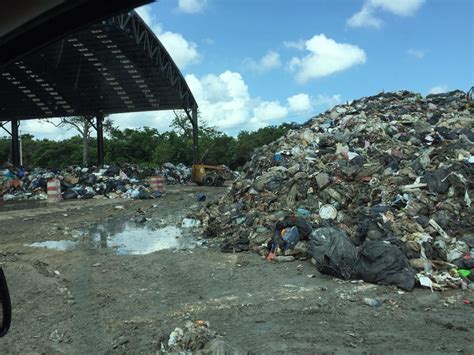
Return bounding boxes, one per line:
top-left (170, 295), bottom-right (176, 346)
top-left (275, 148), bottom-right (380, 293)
top-left (0, 136), bottom-right (10, 163)
top-left (48, 116), bottom-right (114, 166)
top-left (107, 127), bottom-right (161, 165)
top-left (1, 113), bottom-right (294, 169)
top-left (170, 110), bottom-right (236, 165)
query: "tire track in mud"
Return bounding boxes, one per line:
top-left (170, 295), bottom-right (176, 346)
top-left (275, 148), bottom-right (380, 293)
top-left (66, 248), bottom-right (116, 353)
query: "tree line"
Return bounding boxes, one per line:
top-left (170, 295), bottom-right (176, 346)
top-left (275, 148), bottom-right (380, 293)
top-left (0, 114), bottom-right (295, 170)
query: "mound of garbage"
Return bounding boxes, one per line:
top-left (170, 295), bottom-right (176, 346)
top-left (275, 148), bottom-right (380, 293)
top-left (197, 90), bottom-right (474, 290)
top-left (0, 162), bottom-right (193, 201)
top-left (159, 320), bottom-right (239, 354)
top-left (157, 162), bottom-right (192, 185)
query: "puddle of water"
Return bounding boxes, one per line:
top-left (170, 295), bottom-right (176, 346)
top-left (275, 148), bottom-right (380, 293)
top-left (29, 240), bottom-right (77, 251)
top-left (92, 224), bottom-right (195, 255)
top-left (29, 218), bottom-right (199, 255)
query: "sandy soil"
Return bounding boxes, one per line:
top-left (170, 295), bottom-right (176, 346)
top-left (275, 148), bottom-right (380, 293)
top-left (0, 184), bottom-right (472, 354)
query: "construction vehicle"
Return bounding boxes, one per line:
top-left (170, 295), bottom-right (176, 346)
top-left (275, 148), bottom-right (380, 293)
top-left (191, 164), bottom-right (232, 186)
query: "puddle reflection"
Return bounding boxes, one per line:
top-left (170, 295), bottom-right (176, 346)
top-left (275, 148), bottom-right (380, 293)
top-left (29, 218), bottom-right (199, 255)
top-left (29, 240), bottom-right (77, 251)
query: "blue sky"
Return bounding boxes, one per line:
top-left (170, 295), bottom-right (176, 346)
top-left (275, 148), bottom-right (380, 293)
top-left (23, 0), bottom-right (474, 139)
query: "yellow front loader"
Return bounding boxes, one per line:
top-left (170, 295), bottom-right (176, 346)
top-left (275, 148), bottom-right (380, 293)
top-left (191, 164), bottom-right (231, 186)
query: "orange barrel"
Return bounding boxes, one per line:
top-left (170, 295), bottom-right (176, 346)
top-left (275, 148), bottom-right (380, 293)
top-left (149, 175), bottom-right (165, 192)
top-left (47, 178), bottom-right (62, 203)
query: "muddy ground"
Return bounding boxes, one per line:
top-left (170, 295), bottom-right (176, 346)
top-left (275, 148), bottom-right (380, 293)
top-left (0, 184), bottom-right (473, 354)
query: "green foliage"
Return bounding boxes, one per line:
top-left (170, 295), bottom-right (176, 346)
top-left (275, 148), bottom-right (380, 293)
top-left (22, 136), bottom-right (85, 167)
top-left (106, 127), bottom-right (160, 164)
top-left (0, 136), bottom-right (10, 162)
top-left (1, 113), bottom-right (293, 169)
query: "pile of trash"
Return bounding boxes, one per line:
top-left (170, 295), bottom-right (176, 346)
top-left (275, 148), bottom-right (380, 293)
top-left (0, 162), bottom-right (193, 201)
top-left (160, 320), bottom-right (237, 354)
top-left (197, 90), bottom-right (474, 291)
top-left (1, 165), bottom-right (48, 201)
top-left (154, 162), bottom-right (192, 185)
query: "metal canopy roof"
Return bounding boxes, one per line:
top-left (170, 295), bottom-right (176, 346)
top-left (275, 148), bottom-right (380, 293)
top-left (0, 10), bottom-right (198, 120)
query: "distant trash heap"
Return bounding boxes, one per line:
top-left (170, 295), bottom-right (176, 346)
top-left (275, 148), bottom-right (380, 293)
top-left (197, 90), bottom-right (474, 291)
top-left (0, 162), bottom-right (193, 201)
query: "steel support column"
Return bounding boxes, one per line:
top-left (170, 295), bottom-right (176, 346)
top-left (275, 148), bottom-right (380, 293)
top-left (191, 107), bottom-right (199, 164)
top-left (96, 113), bottom-right (104, 167)
top-left (11, 120), bottom-right (20, 166)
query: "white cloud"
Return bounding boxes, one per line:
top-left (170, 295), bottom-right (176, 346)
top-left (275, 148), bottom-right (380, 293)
top-left (314, 94), bottom-right (342, 108)
top-left (20, 119), bottom-right (71, 140)
top-left (177, 0), bottom-right (207, 14)
top-left (407, 48), bottom-right (425, 59)
top-left (347, 5), bottom-right (382, 29)
top-left (428, 85), bottom-right (449, 95)
top-left (247, 101), bottom-right (288, 130)
top-left (185, 71), bottom-right (309, 132)
top-left (348, 0), bottom-right (425, 28)
top-left (287, 34), bottom-right (366, 83)
top-left (253, 101), bottom-right (288, 121)
top-left (135, 6), bottom-right (153, 26)
top-left (159, 31), bottom-right (199, 69)
top-left (185, 71), bottom-right (251, 130)
top-left (287, 93), bottom-right (341, 115)
top-left (369, 0), bottom-right (425, 16)
top-left (283, 40), bottom-right (305, 50)
top-left (287, 93), bottom-right (313, 113)
top-left (184, 71), bottom-right (342, 133)
top-left (135, 5), bottom-right (199, 69)
top-left (243, 51), bottom-right (282, 73)
top-left (110, 111), bottom-right (174, 132)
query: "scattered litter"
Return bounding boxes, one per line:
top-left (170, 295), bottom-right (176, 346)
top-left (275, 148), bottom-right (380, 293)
top-left (319, 204), bottom-right (337, 220)
top-left (181, 218), bottom-right (201, 228)
top-left (418, 275), bottom-right (434, 292)
top-left (195, 192), bottom-right (206, 202)
top-left (363, 297), bottom-right (382, 307)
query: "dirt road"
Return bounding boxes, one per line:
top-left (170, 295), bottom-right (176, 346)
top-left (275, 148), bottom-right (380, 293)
top-left (0, 185), bottom-right (472, 354)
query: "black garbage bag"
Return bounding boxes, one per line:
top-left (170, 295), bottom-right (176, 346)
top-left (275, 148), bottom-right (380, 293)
top-left (354, 240), bottom-right (416, 291)
top-left (196, 192), bottom-right (206, 201)
top-left (104, 181), bottom-right (115, 194)
top-left (84, 174), bottom-right (97, 186)
top-left (308, 227), bottom-right (358, 280)
top-left (354, 205), bottom-right (393, 245)
top-left (139, 191), bottom-right (151, 199)
top-left (80, 174), bottom-right (95, 185)
top-left (423, 169), bottom-right (450, 194)
top-left (37, 177), bottom-right (47, 189)
top-left (115, 183), bottom-right (127, 193)
top-left (151, 191), bottom-right (162, 198)
top-left (62, 189), bottom-right (78, 200)
top-left (221, 231), bottom-right (249, 253)
top-left (60, 181), bottom-right (73, 191)
top-left (105, 166), bottom-right (120, 177)
top-left (82, 192), bottom-right (94, 199)
top-left (453, 258), bottom-right (474, 270)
